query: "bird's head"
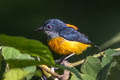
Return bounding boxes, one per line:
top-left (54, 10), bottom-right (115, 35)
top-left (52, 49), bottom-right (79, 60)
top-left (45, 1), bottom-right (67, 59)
top-left (36, 19), bottom-right (67, 38)
top-left (37, 19), bottom-right (66, 31)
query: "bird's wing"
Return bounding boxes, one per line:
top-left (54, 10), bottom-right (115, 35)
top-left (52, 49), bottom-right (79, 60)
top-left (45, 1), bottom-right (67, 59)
top-left (59, 27), bottom-right (92, 44)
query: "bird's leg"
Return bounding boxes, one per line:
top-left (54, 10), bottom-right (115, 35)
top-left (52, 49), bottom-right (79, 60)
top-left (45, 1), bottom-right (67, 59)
top-left (63, 53), bottom-right (75, 61)
top-left (55, 56), bottom-right (65, 63)
top-left (55, 53), bottom-right (75, 64)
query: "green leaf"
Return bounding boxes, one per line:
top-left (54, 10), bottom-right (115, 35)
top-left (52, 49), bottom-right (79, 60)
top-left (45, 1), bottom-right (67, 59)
top-left (33, 70), bottom-right (42, 77)
top-left (0, 46), bottom-right (6, 79)
top-left (104, 49), bottom-right (118, 56)
top-left (97, 61), bottom-right (116, 80)
top-left (55, 64), bottom-right (83, 80)
top-left (81, 74), bottom-right (95, 80)
top-left (3, 68), bottom-right (29, 80)
top-left (0, 46), bottom-right (3, 70)
top-left (69, 67), bottom-right (82, 80)
top-left (101, 49), bottom-right (118, 67)
top-left (106, 55), bottom-right (120, 80)
top-left (6, 59), bottom-right (45, 68)
top-left (81, 56), bottom-right (102, 80)
top-left (107, 62), bottom-right (120, 80)
top-left (0, 34), bottom-right (54, 65)
top-left (2, 46), bottom-right (49, 67)
top-left (70, 73), bottom-right (82, 80)
top-left (98, 49), bottom-right (119, 80)
top-left (2, 47), bottom-right (35, 66)
top-left (2, 46), bottom-right (37, 80)
top-left (113, 55), bottom-right (120, 65)
top-left (24, 66), bottom-right (36, 80)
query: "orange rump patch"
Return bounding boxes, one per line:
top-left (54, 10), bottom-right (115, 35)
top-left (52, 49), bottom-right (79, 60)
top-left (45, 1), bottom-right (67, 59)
top-left (66, 24), bottom-right (78, 30)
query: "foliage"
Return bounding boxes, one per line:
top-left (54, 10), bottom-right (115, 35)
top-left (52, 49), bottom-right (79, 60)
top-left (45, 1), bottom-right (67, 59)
top-left (0, 34), bottom-right (120, 80)
top-left (0, 34), bottom-right (54, 65)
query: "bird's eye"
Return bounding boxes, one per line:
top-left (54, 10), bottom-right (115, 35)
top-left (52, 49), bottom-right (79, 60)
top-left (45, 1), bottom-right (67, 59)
top-left (47, 25), bottom-right (52, 28)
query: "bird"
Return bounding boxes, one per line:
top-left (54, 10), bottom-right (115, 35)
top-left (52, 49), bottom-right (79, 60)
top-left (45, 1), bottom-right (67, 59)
top-left (36, 19), bottom-right (97, 57)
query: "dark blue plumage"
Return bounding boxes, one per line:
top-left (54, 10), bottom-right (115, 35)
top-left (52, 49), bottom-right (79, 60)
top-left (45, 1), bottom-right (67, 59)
top-left (37, 19), bottom-right (92, 44)
top-left (59, 27), bottom-right (92, 44)
top-left (36, 19), bottom-right (99, 55)
top-left (43, 19), bottom-right (67, 32)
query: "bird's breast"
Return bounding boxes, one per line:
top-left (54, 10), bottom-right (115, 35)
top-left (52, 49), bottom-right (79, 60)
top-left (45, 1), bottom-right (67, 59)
top-left (48, 37), bottom-right (91, 55)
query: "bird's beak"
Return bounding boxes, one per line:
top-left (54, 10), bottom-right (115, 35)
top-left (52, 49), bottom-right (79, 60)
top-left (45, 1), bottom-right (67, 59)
top-left (35, 27), bottom-right (44, 32)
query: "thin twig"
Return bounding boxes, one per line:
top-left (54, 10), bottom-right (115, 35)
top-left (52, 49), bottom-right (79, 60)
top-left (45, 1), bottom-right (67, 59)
top-left (39, 61), bottom-right (72, 80)
top-left (70, 59), bottom-right (85, 67)
top-left (70, 51), bottom-right (105, 67)
top-left (70, 48), bottom-right (120, 67)
top-left (39, 65), bottom-right (61, 78)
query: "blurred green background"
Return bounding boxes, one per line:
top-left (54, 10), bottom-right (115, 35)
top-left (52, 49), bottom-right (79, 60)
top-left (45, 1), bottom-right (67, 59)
top-left (0, 0), bottom-right (120, 48)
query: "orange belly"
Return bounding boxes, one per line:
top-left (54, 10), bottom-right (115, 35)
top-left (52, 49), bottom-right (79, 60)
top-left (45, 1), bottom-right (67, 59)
top-left (48, 37), bottom-right (91, 55)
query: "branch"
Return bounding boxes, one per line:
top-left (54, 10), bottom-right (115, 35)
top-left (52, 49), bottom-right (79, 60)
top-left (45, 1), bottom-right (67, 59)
top-left (39, 48), bottom-right (120, 80)
top-left (39, 60), bottom-right (71, 80)
top-left (39, 65), bottom-right (61, 79)
top-left (70, 48), bottom-right (120, 67)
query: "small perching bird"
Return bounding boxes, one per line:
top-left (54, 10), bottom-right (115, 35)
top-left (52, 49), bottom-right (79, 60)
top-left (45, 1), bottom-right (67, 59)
top-left (36, 19), bottom-right (96, 56)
